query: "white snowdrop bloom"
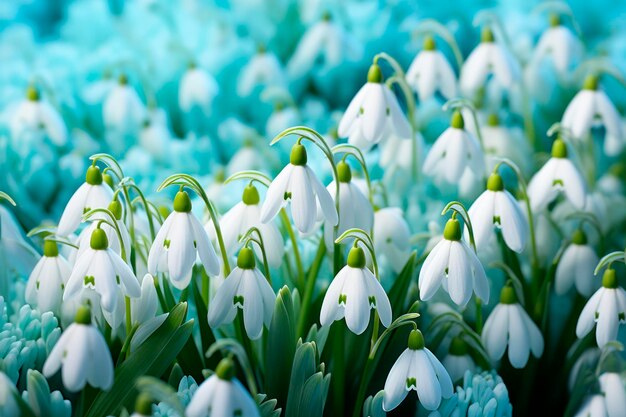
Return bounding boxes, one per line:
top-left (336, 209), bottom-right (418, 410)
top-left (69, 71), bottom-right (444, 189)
top-left (207, 247), bottom-right (275, 340)
top-left (460, 27), bottom-right (521, 96)
top-left (528, 16), bottom-right (582, 77)
top-left (260, 143), bottom-right (338, 234)
top-left (466, 172), bottom-right (528, 253)
top-left (337, 63), bottom-right (411, 151)
top-left (130, 273), bottom-right (158, 326)
top-left (480, 114), bottom-right (532, 176)
top-left (287, 13), bottom-right (362, 77)
top-left (383, 329), bottom-right (453, 411)
top-left (481, 286), bottom-right (544, 368)
top-left (237, 48), bottom-right (287, 96)
top-left (25, 240), bottom-right (71, 316)
top-left (561, 74), bottom-right (624, 156)
top-left (186, 358), bottom-right (260, 417)
top-left (379, 131), bottom-right (425, 176)
top-left (322, 161), bottom-right (373, 251)
top-left (103, 75), bottom-right (146, 134)
top-left (442, 336), bottom-right (476, 383)
top-left (57, 165), bottom-right (114, 236)
top-left (319, 246), bottom-right (392, 335)
top-left (406, 36), bottom-right (457, 101)
top-left (422, 111), bottom-right (485, 184)
top-left (64, 225), bottom-right (141, 313)
top-left (0, 207), bottom-right (40, 278)
top-left (419, 217), bottom-right (489, 307)
top-left (574, 395), bottom-right (610, 417)
top-left (527, 138), bottom-right (587, 212)
top-left (0, 371), bottom-right (19, 416)
top-left (207, 184), bottom-right (284, 268)
top-left (373, 207), bottom-right (411, 273)
top-left (138, 118), bottom-right (171, 164)
top-left (599, 372), bottom-right (626, 417)
top-left (555, 229), bottom-right (599, 297)
top-left (179, 65), bottom-right (219, 114)
top-left (576, 268), bottom-right (626, 348)
top-left (9, 85), bottom-right (67, 148)
top-left (42, 306), bottom-right (114, 392)
top-left (148, 189), bottom-right (220, 289)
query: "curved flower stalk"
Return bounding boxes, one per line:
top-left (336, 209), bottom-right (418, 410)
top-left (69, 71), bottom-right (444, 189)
top-left (207, 247), bottom-right (275, 340)
top-left (555, 229), bottom-right (599, 297)
top-left (186, 358), bottom-right (260, 417)
top-left (481, 285), bottom-right (544, 368)
top-left (561, 74), bottom-right (624, 156)
top-left (337, 60), bottom-right (411, 151)
top-left (43, 305), bottom-right (114, 392)
top-left (383, 329), bottom-right (453, 411)
top-left (576, 268), bottom-right (626, 348)
top-left (25, 239), bottom-right (71, 316)
top-left (406, 35), bottom-right (458, 102)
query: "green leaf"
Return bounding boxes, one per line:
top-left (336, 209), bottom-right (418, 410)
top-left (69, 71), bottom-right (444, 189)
top-left (265, 286), bottom-right (297, 409)
top-left (0, 191), bottom-right (16, 206)
top-left (255, 394), bottom-right (282, 417)
top-left (167, 363), bottom-right (184, 387)
top-left (13, 392), bottom-right (36, 417)
top-left (206, 338), bottom-right (258, 395)
top-left (286, 341), bottom-right (331, 417)
top-left (297, 372), bottom-right (331, 417)
top-left (387, 252), bottom-right (417, 317)
top-left (305, 324), bottom-right (330, 353)
top-left (85, 303), bottom-right (193, 417)
top-left (136, 376), bottom-right (185, 416)
top-left (363, 390), bottom-right (386, 417)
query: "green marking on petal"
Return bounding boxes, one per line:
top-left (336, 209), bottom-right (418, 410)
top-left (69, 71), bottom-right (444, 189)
top-left (368, 296), bottom-right (376, 306)
top-left (164, 239), bottom-right (171, 249)
top-left (233, 295), bottom-right (245, 305)
top-left (84, 275), bottom-right (96, 286)
top-left (493, 215), bottom-right (501, 225)
top-left (338, 294), bottom-right (347, 304)
top-left (406, 377), bottom-right (417, 388)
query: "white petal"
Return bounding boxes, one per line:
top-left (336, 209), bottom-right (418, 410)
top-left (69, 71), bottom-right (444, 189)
top-left (86, 327), bottom-right (114, 390)
top-left (241, 269), bottom-right (264, 339)
top-left (596, 290), bottom-right (620, 348)
top-left (467, 190), bottom-right (496, 249)
top-left (413, 349), bottom-right (442, 410)
top-left (424, 349), bottom-right (453, 399)
top-left (320, 267), bottom-right (349, 327)
top-left (482, 304), bottom-right (509, 361)
top-left (62, 325), bottom-right (90, 391)
top-left (361, 84), bottom-right (388, 143)
top-left (558, 159), bottom-right (587, 210)
top-left (167, 213), bottom-right (197, 287)
top-left (307, 166), bottom-right (338, 226)
top-left (447, 241), bottom-right (472, 306)
top-left (383, 349), bottom-right (412, 411)
top-left (208, 268), bottom-right (243, 328)
top-left (507, 305), bottom-right (531, 368)
top-left (363, 268), bottom-right (392, 327)
top-left (260, 164), bottom-right (293, 224)
top-left (289, 166), bottom-right (317, 234)
top-left (576, 288), bottom-right (605, 338)
top-left (190, 214), bottom-right (220, 276)
top-left (419, 240), bottom-right (451, 301)
top-left (344, 268), bottom-right (371, 335)
top-left (496, 191), bottom-right (528, 253)
top-left (599, 373), bottom-right (626, 417)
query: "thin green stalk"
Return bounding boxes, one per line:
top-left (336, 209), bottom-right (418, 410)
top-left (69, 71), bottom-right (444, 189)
top-left (296, 240), bottom-right (327, 338)
top-left (332, 323), bottom-right (345, 416)
top-left (125, 296), bottom-right (132, 337)
top-left (280, 209), bottom-right (305, 292)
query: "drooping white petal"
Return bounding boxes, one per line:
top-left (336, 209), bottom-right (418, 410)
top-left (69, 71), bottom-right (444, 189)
top-left (320, 267), bottom-right (349, 327)
top-left (507, 305), bottom-right (531, 368)
top-left (576, 288), bottom-right (605, 338)
top-left (383, 349), bottom-right (413, 411)
top-left (344, 268), bottom-right (371, 335)
top-left (307, 166), bottom-right (338, 226)
top-left (413, 349), bottom-right (442, 410)
top-left (419, 240), bottom-right (451, 301)
top-left (190, 214), bottom-right (220, 276)
top-left (596, 290), bottom-right (620, 347)
top-left (496, 191), bottom-right (528, 253)
top-left (482, 304), bottom-right (509, 361)
top-left (447, 241), bottom-right (472, 306)
top-left (260, 164), bottom-right (293, 224)
top-left (241, 269), bottom-right (265, 339)
top-left (208, 268), bottom-right (244, 328)
top-left (599, 373), bottom-right (626, 417)
top-left (363, 267), bottom-right (392, 327)
top-left (289, 166), bottom-right (317, 233)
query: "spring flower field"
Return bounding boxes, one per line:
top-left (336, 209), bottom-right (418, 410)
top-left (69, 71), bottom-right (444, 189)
top-left (2, 0), bottom-right (626, 416)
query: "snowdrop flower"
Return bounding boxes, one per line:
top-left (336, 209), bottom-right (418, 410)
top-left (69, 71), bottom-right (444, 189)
top-left (423, 111), bottom-right (485, 184)
top-left (237, 47), bottom-right (287, 96)
top-left (383, 329), bottom-right (453, 411)
top-left (260, 143), bottom-right (338, 234)
top-left (528, 15), bottom-right (582, 77)
top-left (208, 184), bottom-right (284, 268)
top-left (599, 372), bottom-right (626, 417)
top-left (419, 217), bottom-right (489, 307)
top-left (576, 268), bottom-right (626, 348)
top-left (186, 358), bottom-right (260, 417)
top-left (337, 63), bottom-right (411, 151)
top-left (481, 113), bottom-right (532, 176)
top-left (319, 245), bottom-right (392, 335)
top-left (179, 64), bottom-right (219, 114)
top-left (466, 172), bottom-right (528, 253)
top-left (42, 306), bottom-right (114, 392)
top-left (9, 85), bottom-right (67, 148)
top-left (527, 138), bottom-right (587, 212)
top-left (148, 189), bottom-right (220, 289)
top-left (103, 74), bottom-right (146, 134)
top-left (130, 273), bottom-right (158, 326)
top-left (323, 161), bottom-right (373, 250)
top-left (57, 165), bottom-right (114, 236)
top-left (64, 225), bottom-right (141, 313)
top-left (0, 372), bottom-right (19, 416)
top-left (25, 240), bottom-right (71, 316)
top-left (574, 395), bottom-right (610, 417)
top-left (207, 247), bottom-right (275, 340)
top-left (406, 36), bottom-right (457, 101)
top-left (555, 229), bottom-right (599, 297)
top-left (373, 207), bottom-right (411, 273)
top-left (561, 74), bottom-right (624, 156)
top-left (481, 286), bottom-right (544, 368)
top-left (442, 336), bottom-right (476, 382)
top-left (460, 27), bottom-right (521, 96)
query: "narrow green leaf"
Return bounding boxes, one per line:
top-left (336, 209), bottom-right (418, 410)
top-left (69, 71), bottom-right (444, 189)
top-left (285, 341), bottom-right (318, 417)
top-left (298, 372), bottom-right (331, 417)
top-left (387, 252), bottom-right (417, 317)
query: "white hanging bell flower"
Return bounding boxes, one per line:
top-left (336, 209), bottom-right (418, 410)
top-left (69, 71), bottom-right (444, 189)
top-left (460, 27), bottom-right (521, 96)
top-left (319, 245), bottom-right (392, 335)
top-left (42, 306), bottom-right (114, 392)
top-left (527, 138), bottom-right (587, 212)
top-left (148, 189), bottom-right (220, 289)
top-left (208, 184), bottom-right (284, 268)
top-left (480, 113), bottom-right (532, 176)
top-left (64, 225), bottom-right (141, 313)
top-left (130, 273), bottom-right (158, 326)
top-left (576, 268), bottom-right (626, 348)
top-left (481, 286), bottom-right (544, 368)
top-left (237, 47), bottom-right (287, 97)
top-left (260, 143), bottom-right (338, 234)
top-left (57, 165), bottom-right (114, 236)
top-left (9, 85), bottom-right (67, 148)
top-left (207, 247), bottom-right (275, 340)
top-left (25, 240), bottom-right (71, 316)
top-left (337, 63), bottom-right (411, 151)
top-left (186, 358), bottom-right (261, 417)
top-left (466, 172), bottom-right (528, 253)
top-left (561, 74), bottom-right (624, 156)
top-left (322, 161), bottom-right (373, 251)
top-left (528, 15), bottom-right (582, 78)
top-left (599, 372), bottom-right (626, 417)
top-left (423, 111), bottom-right (485, 184)
top-left (103, 74), bottom-right (146, 134)
top-left (406, 35), bottom-right (457, 102)
top-left (383, 329), bottom-right (453, 411)
top-left (179, 64), bottom-right (219, 114)
top-left (419, 217), bottom-right (489, 307)
top-left (373, 207), bottom-right (411, 273)
top-left (442, 336), bottom-right (476, 382)
top-left (555, 229), bottom-right (599, 297)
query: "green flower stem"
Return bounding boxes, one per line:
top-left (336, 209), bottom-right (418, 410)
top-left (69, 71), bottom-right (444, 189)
top-left (440, 201), bottom-right (477, 251)
top-left (125, 296), bottom-right (132, 339)
top-left (296, 239), bottom-right (326, 338)
top-left (124, 181), bottom-right (156, 241)
top-left (332, 322), bottom-right (345, 416)
top-left (279, 209), bottom-right (305, 292)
